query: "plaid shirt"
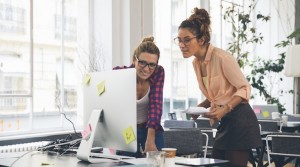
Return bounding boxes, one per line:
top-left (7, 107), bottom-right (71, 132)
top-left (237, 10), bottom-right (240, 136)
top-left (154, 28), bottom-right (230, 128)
top-left (113, 64), bottom-right (164, 131)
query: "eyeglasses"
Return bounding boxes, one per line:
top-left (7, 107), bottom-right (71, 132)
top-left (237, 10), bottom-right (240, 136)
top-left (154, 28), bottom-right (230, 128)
top-left (173, 36), bottom-right (198, 46)
top-left (135, 56), bottom-right (157, 70)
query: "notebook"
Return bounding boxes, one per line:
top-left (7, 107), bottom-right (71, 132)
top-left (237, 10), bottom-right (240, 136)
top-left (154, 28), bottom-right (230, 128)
top-left (252, 104), bottom-right (279, 119)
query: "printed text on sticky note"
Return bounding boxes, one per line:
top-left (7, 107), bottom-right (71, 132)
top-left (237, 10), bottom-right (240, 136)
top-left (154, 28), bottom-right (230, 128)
top-left (97, 80), bottom-right (106, 96)
top-left (83, 74), bottom-right (91, 85)
top-left (122, 126), bottom-right (136, 144)
top-left (262, 111), bottom-right (270, 118)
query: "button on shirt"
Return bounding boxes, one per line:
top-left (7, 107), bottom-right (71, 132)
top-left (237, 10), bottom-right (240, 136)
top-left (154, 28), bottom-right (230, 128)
top-left (193, 44), bottom-right (251, 106)
top-left (113, 65), bottom-right (165, 131)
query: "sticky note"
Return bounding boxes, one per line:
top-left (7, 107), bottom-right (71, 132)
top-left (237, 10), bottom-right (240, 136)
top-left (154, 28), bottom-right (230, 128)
top-left (262, 111), bottom-right (270, 118)
top-left (97, 80), bottom-right (106, 96)
top-left (122, 126), bottom-right (136, 144)
top-left (254, 108), bottom-right (260, 114)
top-left (41, 162), bottom-right (54, 166)
top-left (83, 74), bottom-right (91, 85)
top-left (81, 123), bottom-right (92, 140)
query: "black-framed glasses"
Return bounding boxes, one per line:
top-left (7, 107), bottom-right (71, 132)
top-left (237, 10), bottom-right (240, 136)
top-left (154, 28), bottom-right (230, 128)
top-left (173, 36), bottom-right (198, 46)
top-left (135, 56), bottom-right (157, 70)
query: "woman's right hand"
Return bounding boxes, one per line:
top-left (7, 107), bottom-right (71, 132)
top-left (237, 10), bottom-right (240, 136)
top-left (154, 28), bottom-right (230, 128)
top-left (191, 114), bottom-right (200, 120)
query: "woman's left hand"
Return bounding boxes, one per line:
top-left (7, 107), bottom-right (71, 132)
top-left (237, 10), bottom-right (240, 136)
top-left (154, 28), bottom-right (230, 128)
top-left (142, 141), bottom-right (157, 157)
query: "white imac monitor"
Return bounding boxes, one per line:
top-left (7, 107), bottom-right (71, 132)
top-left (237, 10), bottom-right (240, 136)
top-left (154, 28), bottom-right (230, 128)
top-left (77, 68), bottom-right (137, 163)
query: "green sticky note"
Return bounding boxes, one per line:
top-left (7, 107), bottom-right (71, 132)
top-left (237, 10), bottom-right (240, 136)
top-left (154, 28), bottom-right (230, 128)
top-left (262, 111), bottom-right (270, 118)
top-left (97, 80), bottom-right (106, 96)
top-left (83, 74), bottom-right (91, 85)
top-left (122, 126), bottom-right (136, 144)
top-left (41, 162), bottom-right (54, 166)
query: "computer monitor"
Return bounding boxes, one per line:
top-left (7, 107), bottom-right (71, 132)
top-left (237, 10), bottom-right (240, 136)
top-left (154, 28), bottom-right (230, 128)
top-left (252, 104), bottom-right (279, 119)
top-left (77, 68), bottom-right (137, 163)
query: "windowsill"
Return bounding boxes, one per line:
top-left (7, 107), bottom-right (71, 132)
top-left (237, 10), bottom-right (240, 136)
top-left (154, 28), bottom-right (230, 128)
top-left (0, 129), bottom-right (82, 146)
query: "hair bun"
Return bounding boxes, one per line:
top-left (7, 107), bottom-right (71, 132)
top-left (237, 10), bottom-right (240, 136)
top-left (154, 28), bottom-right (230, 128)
top-left (142, 36), bottom-right (155, 43)
top-left (190, 8), bottom-right (210, 25)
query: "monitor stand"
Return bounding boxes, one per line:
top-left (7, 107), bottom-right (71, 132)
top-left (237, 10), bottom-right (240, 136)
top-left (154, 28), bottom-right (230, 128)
top-left (77, 109), bottom-right (133, 163)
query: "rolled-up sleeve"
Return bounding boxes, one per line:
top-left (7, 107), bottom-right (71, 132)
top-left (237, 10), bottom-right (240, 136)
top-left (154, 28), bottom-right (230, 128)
top-left (221, 55), bottom-right (251, 101)
top-left (147, 65), bottom-right (165, 130)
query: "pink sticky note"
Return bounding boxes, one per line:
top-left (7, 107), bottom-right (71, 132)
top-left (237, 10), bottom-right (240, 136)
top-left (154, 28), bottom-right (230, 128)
top-left (254, 108), bottom-right (260, 114)
top-left (81, 124), bottom-right (92, 140)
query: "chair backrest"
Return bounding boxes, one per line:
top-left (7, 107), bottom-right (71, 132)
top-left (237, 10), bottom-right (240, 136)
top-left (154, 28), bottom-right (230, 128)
top-left (258, 120), bottom-right (280, 132)
top-left (266, 133), bottom-right (300, 166)
top-left (163, 120), bottom-right (196, 129)
top-left (163, 128), bottom-right (204, 156)
top-left (287, 114), bottom-right (300, 122)
top-left (195, 118), bottom-right (219, 129)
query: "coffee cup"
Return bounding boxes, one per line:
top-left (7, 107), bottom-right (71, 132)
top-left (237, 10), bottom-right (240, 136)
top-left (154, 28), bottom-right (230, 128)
top-left (162, 148), bottom-right (177, 167)
top-left (281, 115), bottom-right (288, 125)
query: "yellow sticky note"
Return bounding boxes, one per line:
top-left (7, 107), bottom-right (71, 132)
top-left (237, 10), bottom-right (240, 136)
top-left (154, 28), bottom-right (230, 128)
top-left (83, 74), bottom-right (91, 85)
top-left (122, 126), bottom-right (136, 144)
top-left (97, 80), bottom-right (106, 96)
top-left (262, 111), bottom-right (270, 118)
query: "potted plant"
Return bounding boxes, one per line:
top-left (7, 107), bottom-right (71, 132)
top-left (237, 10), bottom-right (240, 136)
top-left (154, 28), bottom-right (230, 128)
top-left (223, 1), bottom-right (300, 114)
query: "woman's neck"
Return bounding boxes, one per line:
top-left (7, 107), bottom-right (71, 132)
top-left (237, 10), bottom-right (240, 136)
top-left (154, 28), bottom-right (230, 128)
top-left (195, 44), bottom-right (209, 62)
top-left (137, 77), bottom-right (147, 85)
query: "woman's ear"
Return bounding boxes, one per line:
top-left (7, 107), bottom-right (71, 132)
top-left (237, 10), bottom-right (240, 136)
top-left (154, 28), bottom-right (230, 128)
top-left (198, 37), bottom-right (206, 46)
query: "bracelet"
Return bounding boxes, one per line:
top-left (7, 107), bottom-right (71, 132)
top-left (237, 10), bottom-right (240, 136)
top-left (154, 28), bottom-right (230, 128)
top-left (226, 104), bottom-right (233, 112)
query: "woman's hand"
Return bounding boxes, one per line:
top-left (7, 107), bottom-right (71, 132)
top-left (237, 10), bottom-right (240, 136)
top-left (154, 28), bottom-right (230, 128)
top-left (142, 141), bottom-right (157, 157)
top-left (142, 128), bottom-right (157, 157)
top-left (204, 106), bottom-right (229, 121)
top-left (192, 100), bottom-right (210, 120)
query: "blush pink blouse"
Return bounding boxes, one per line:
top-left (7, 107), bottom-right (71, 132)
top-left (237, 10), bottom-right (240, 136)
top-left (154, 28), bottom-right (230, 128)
top-left (193, 44), bottom-right (251, 106)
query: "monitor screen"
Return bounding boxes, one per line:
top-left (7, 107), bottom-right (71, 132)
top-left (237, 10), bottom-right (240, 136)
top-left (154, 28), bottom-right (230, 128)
top-left (77, 68), bottom-right (137, 163)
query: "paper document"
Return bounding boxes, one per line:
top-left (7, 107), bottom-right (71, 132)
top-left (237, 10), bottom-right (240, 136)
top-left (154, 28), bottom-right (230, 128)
top-left (182, 107), bottom-right (210, 115)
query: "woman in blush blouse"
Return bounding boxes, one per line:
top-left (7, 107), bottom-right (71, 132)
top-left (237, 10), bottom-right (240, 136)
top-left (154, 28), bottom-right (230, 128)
top-left (114, 36), bottom-right (164, 158)
top-left (174, 8), bottom-right (262, 167)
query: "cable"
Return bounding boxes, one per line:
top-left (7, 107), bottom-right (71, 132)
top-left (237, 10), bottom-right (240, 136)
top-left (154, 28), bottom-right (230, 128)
top-left (9, 150), bottom-right (35, 167)
top-left (57, 139), bottom-right (81, 157)
top-left (60, 112), bottom-right (82, 138)
top-left (37, 138), bottom-right (81, 152)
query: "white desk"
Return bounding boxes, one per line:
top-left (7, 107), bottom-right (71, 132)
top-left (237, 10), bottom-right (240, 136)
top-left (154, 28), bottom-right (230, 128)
top-left (4, 151), bottom-right (229, 167)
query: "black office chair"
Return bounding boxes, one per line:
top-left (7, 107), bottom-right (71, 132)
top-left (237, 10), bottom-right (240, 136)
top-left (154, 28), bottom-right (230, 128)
top-left (163, 120), bottom-right (208, 158)
top-left (163, 120), bottom-right (197, 129)
top-left (194, 118), bottom-right (219, 129)
top-left (258, 119), bottom-right (282, 132)
top-left (163, 128), bottom-right (205, 158)
top-left (249, 120), bottom-right (282, 166)
top-left (266, 133), bottom-right (300, 167)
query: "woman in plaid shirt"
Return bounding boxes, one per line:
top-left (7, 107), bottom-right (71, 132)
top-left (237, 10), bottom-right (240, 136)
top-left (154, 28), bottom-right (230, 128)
top-left (114, 36), bottom-right (165, 158)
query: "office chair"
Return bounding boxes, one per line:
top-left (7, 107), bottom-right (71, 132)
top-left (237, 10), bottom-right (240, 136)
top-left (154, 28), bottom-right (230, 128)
top-left (163, 120), bottom-right (208, 158)
top-left (258, 119), bottom-right (282, 132)
top-left (194, 118), bottom-right (219, 129)
top-left (163, 128), bottom-right (205, 158)
top-left (266, 133), bottom-right (300, 167)
top-left (163, 120), bottom-right (197, 129)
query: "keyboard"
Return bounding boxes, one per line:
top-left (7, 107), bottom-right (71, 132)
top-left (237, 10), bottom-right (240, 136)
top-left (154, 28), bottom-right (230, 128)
top-left (0, 141), bottom-right (52, 153)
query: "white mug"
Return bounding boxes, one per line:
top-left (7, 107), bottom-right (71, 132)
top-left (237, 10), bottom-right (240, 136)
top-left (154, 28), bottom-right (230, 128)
top-left (271, 112), bottom-right (280, 120)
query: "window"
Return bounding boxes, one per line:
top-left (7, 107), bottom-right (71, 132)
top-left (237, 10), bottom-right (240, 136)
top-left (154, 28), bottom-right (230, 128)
top-left (154, 0), bottom-right (295, 115)
top-left (154, 0), bottom-right (203, 119)
top-left (0, 0), bottom-right (87, 137)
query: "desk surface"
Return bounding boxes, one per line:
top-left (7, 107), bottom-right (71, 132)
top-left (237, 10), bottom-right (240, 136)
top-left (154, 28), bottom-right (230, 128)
top-left (5, 151), bottom-right (229, 167)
